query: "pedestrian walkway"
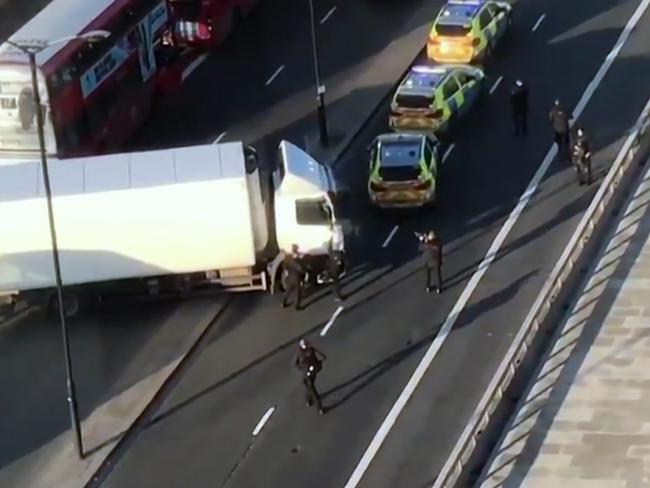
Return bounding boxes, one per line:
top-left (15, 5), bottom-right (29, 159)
top-left (479, 162), bottom-right (650, 488)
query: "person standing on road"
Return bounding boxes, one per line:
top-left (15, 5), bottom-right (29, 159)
top-left (571, 127), bottom-right (593, 185)
top-left (418, 231), bottom-right (443, 294)
top-left (294, 339), bottom-right (327, 414)
top-left (549, 99), bottom-right (572, 161)
top-left (328, 247), bottom-right (346, 302)
top-left (510, 79), bottom-right (529, 137)
top-left (282, 244), bottom-right (305, 310)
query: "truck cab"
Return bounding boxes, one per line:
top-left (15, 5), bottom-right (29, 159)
top-left (271, 141), bottom-right (345, 284)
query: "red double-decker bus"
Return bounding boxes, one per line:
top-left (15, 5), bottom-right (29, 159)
top-left (0, 0), bottom-right (259, 158)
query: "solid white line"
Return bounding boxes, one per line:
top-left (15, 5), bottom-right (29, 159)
top-left (344, 0), bottom-right (650, 484)
top-left (382, 225), bottom-right (399, 248)
top-left (320, 6), bottom-right (337, 24)
top-left (442, 143), bottom-right (456, 163)
top-left (320, 305), bottom-right (344, 336)
top-left (252, 407), bottom-right (275, 436)
top-left (265, 65), bottom-right (285, 86)
top-left (181, 53), bottom-right (209, 82)
top-left (213, 132), bottom-right (226, 144)
top-left (489, 75), bottom-right (503, 95)
top-left (531, 13), bottom-right (546, 32)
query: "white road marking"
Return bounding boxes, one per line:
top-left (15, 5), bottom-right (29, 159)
top-left (181, 53), bottom-right (209, 82)
top-left (442, 143), bottom-right (456, 163)
top-left (320, 6), bottom-right (337, 24)
top-left (252, 407), bottom-right (275, 436)
top-left (343, 0), bottom-right (650, 484)
top-left (489, 75), bottom-right (503, 95)
top-left (265, 65), bottom-right (285, 86)
top-left (320, 305), bottom-right (344, 336)
top-left (382, 225), bottom-right (399, 248)
top-left (213, 132), bottom-right (226, 144)
top-left (531, 13), bottom-right (546, 32)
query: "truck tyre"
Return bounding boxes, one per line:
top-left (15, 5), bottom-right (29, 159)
top-left (46, 291), bottom-right (85, 321)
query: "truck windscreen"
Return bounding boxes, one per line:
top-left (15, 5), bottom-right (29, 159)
top-left (296, 198), bottom-right (331, 225)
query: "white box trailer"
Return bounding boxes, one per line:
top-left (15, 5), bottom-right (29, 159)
top-left (0, 140), bottom-right (344, 316)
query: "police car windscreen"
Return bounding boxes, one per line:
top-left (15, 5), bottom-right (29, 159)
top-left (395, 93), bottom-right (433, 109)
top-left (379, 141), bottom-right (421, 181)
top-left (436, 23), bottom-right (471, 37)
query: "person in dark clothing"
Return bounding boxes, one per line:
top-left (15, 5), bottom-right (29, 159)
top-left (418, 231), bottom-right (443, 293)
top-left (294, 339), bottom-right (327, 414)
top-left (510, 79), bottom-right (529, 137)
top-left (571, 127), bottom-right (593, 185)
top-left (549, 100), bottom-right (573, 161)
top-left (282, 244), bottom-right (305, 310)
top-left (327, 248), bottom-right (345, 301)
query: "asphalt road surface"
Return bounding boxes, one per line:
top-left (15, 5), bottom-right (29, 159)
top-left (0, 0), bottom-right (444, 484)
top-left (0, 0), bottom-right (53, 39)
top-left (87, 0), bottom-right (650, 487)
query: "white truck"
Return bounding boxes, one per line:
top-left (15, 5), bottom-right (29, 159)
top-left (0, 140), bottom-right (345, 317)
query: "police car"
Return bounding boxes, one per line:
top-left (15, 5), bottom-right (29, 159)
top-left (367, 133), bottom-right (441, 208)
top-left (389, 64), bottom-right (486, 135)
top-left (427, 0), bottom-right (512, 64)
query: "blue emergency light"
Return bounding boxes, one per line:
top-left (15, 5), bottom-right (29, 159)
top-left (448, 0), bottom-right (484, 5)
top-left (411, 65), bottom-right (446, 74)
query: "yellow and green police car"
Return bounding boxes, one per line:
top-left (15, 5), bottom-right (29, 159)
top-left (427, 0), bottom-right (512, 64)
top-left (367, 133), bottom-right (441, 208)
top-left (389, 64), bottom-right (486, 135)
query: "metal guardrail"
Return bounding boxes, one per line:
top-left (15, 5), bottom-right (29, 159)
top-left (433, 96), bottom-right (650, 488)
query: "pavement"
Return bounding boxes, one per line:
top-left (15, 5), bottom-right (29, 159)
top-left (5, 0), bottom-right (650, 488)
top-left (478, 160), bottom-right (650, 488)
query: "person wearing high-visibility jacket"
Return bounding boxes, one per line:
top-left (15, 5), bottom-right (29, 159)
top-left (572, 127), bottom-right (593, 186)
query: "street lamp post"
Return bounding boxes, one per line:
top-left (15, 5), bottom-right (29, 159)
top-left (5, 30), bottom-right (110, 460)
top-left (307, 0), bottom-right (328, 146)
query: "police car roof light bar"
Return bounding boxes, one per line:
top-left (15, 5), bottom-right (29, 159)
top-left (411, 65), bottom-right (446, 74)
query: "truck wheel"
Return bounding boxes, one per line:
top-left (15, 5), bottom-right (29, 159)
top-left (46, 291), bottom-right (85, 321)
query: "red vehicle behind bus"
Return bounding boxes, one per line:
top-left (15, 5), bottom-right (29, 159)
top-left (0, 0), bottom-right (258, 158)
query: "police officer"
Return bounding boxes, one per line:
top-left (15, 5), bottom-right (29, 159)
top-left (294, 339), bottom-right (327, 414)
top-left (510, 79), bottom-right (529, 137)
top-left (327, 247), bottom-right (345, 302)
top-left (571, 127), bottom-right (593, 185)
top-left (549, 99), bottom-right (573, 161)
top-left (419, 231), bottom-right (443, 294)
top-left (281, 244), bottom-right (305, 310)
